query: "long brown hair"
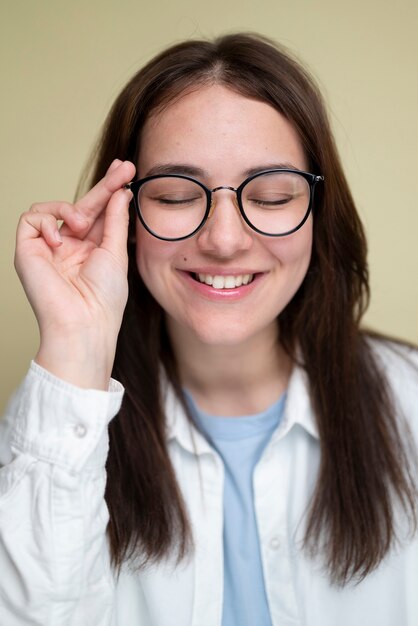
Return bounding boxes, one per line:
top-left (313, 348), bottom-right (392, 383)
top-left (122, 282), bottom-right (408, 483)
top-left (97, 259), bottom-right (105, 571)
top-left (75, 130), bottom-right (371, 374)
top-left (84, 33), bottom-right (417, 585)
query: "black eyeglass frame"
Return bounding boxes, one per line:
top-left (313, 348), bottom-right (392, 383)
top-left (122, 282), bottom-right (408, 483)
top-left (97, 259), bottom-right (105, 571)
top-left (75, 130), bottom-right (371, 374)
top-left (124, 168), bottom-right (324, 242)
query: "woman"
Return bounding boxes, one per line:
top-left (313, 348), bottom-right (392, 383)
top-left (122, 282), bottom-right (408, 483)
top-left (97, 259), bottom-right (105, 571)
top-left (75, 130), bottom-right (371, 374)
top-left (1, 33), bottom-right (417, 626)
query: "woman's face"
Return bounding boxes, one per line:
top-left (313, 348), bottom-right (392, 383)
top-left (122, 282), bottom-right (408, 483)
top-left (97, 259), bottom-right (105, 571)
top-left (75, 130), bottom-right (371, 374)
top-left (135, 84), bottom-right (312, 347)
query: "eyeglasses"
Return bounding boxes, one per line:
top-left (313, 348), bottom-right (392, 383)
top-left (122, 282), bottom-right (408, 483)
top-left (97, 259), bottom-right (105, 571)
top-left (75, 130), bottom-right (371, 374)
top-left (124, 169), bottom-right (324, 241)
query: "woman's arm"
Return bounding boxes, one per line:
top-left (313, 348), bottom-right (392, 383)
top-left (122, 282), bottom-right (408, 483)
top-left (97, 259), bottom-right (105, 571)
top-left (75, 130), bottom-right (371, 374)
top-left (0, 362), bottom-right (124, 625)
top-left (0, 159), bottom-right (136, 623)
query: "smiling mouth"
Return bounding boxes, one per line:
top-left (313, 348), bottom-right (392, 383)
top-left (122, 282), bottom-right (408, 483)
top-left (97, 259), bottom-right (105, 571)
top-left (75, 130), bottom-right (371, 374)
top-left (191, 273), bottom-right (255, 289)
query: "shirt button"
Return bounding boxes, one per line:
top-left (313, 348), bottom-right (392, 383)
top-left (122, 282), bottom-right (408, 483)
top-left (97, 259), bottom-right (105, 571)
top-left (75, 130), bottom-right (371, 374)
top-left (73, 423), bottom-right (87, 438)
top-left (269, 536), bottom-right (280, 550)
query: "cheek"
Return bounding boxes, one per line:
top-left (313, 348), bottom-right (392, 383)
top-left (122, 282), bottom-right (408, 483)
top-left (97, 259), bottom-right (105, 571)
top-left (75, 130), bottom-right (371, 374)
top-left (135, 226), bottom-right (185, 298)
top-left (268, 218), bottom-right (313, 271)
top-left (135, 227), bottom-right (165, 287)
top-left (135, 219), bottom-right (173, 259)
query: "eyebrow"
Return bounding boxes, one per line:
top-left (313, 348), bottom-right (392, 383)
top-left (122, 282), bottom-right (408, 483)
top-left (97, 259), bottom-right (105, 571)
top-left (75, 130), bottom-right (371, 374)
top-left (143, 162), bottom-right (303, 179)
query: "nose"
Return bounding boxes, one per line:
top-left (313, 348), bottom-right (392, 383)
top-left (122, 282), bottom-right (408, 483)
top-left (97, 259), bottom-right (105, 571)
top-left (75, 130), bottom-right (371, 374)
top-left (196, 188), bottom-right (253, 257)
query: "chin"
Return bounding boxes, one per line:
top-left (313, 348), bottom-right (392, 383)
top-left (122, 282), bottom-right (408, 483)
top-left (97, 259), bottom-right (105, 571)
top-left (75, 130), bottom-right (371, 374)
top-left (176, 312), bottom-right (274, 348)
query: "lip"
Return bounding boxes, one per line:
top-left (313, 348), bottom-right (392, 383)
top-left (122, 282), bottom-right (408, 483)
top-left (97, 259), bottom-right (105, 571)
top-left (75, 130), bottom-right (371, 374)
top-left (182, 267), bottom-right (261, 276)
top-left (177, 269), bottom-right (265, 301)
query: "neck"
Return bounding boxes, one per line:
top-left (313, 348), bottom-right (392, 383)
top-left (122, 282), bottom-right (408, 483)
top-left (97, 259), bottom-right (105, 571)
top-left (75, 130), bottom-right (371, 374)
top-left (166, 318), bottom-right (291, 416)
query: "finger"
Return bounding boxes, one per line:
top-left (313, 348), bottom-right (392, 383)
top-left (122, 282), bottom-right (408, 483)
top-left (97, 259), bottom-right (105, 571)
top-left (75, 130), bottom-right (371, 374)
top-left (25, 201), bottom-right (90, 234)
top-left (100, 186), bottom-right (133, 261)
top-left (107, 158), bottom-right (123, 173)
top-left (74, 160), bottom-right (136, 223)
top-left (49, 160), bottom-right (126, 239)
top-left (17, 210), bottom-right (65, 249)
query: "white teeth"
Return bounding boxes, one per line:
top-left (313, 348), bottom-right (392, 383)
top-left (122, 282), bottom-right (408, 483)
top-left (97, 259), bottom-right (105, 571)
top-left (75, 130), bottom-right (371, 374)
top-left (224, 276), bottom-right (236, 289)
top-left (195, 273), bottom-right (254, 289)
top-left (199, 274), bottom-right (213, 285)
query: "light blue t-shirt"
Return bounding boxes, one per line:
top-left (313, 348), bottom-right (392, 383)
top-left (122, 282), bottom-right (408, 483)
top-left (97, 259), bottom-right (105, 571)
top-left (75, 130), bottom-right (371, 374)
top-left (185, 391), bottom-right (286, 626)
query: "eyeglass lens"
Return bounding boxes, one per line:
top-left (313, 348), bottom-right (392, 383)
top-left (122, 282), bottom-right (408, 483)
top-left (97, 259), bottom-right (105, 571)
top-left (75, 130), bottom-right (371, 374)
top-left (137, 172), bottom-right (311, 240)
top-left (138, 177), bottom-right (207, 240)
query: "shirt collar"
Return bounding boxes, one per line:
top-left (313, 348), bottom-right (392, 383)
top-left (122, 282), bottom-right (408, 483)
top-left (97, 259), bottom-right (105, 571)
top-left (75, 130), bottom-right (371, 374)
top-left (164, 360), bottom-right (319, 456)
top-left (164, 382), bottom-right (214, 456)
top-left (271, 361), bottom-right (319, 442)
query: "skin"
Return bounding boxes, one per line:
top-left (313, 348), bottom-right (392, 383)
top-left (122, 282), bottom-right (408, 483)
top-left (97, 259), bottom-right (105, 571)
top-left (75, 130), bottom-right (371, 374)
top-left (15, 160), bottom-right (136, 389)
top-left (136, 85), bottom-right (313, 415)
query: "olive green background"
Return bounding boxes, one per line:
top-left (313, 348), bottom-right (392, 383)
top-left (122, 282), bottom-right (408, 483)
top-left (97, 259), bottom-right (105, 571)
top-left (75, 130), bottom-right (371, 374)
top-left (1, 0), bottom-right (417, 411)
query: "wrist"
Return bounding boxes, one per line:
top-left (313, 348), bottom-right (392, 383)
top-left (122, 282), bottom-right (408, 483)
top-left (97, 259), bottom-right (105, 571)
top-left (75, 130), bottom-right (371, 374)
top-left (35, 332), bottom-right (117, 390)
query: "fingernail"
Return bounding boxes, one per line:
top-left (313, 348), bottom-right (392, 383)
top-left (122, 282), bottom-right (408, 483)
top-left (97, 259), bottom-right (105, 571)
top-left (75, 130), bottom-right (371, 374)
top-left (55, 230), bottom-right (63, 243)
top-left (108, 159), bottom-right (122, 172)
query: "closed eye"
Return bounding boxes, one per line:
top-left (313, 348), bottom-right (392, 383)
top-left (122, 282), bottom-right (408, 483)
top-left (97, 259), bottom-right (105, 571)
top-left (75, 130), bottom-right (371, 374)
top-left (150, 195), bottom-right (202, 206)
top-left (248, 196), bottom-right (292, 208)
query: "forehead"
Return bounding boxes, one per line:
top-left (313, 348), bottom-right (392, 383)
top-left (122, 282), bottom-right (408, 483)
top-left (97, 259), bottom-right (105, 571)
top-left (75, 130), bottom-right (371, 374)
top-left (138, 85), bottom-right (308, 179)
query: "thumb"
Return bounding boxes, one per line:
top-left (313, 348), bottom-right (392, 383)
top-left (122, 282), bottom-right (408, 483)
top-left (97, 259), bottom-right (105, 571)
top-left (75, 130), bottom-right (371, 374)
top-left (100, 187), bottom-right (133, 261)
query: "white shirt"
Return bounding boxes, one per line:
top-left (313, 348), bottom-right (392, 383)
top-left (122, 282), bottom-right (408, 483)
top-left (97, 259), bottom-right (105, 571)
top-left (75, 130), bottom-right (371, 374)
top-left (0, 340), bottom-right (417, 626)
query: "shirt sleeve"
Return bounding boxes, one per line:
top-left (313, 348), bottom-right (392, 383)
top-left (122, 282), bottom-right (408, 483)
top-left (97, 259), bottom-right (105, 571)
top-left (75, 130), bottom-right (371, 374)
top-left (0, 361), bottom-right (124, 626)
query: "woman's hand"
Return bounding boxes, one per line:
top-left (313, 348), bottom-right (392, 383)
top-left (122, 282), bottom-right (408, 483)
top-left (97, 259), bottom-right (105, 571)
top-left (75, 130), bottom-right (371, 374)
top-left (14, 159), bottom-right (136, 389)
